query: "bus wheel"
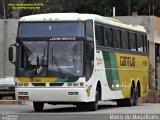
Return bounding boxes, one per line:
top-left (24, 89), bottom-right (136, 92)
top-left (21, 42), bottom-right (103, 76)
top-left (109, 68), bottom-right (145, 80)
top-left (88, 86), bottom-right (100, 111)
top-left (117, 85), bottom-right (135, 107)
top-left (33, 102), bottom-right (44, 112)
top-left (134, 86), bottom-right (140, 106)
top-left (76, 103), bottom-right (87, 111)
top-left (126, 85), bottom-right (135, 106)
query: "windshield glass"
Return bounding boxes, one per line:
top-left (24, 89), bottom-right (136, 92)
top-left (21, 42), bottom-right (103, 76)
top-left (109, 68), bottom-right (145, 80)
top-left (17, 41), bottom-right (48, 76)
top-left (19, 22), bottom-right (84, 37)
top-left (48, 41), bottom-right (83, 76)
top-left (16, 41), bottom-right (83, 77)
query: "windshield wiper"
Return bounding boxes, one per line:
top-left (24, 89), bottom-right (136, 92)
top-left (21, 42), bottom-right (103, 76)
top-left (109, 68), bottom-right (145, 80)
top-left (52, 47), bottom-right (63, 75)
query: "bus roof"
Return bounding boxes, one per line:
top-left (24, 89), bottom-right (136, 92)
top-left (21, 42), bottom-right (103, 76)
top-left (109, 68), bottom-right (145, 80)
top-left (20, 13), bottom-right (146, 33)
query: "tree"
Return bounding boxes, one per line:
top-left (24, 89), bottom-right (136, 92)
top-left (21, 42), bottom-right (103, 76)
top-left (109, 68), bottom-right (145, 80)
top-left (1, 0), bottom-right (160, 18)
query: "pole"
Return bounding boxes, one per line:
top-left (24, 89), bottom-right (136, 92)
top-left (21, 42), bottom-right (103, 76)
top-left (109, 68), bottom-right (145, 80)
top-left (2, 0), bottom-right (7, 76)
top-left (2, 0), bottom-right (6, 19)
top-left (153, 3), bottom-right (154, 16)
top-left (128, 0), bottom-right (130, 16)
top-left (113, 7), bottom-right (115, 17)
top-left (149, 3), bottom-right (150, 16)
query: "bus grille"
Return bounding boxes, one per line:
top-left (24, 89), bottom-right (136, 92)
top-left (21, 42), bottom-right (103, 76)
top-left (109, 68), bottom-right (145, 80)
top-left (50, 83), bottom-right (64, 86)
top-left (31, 83), bottom-right (46, 86)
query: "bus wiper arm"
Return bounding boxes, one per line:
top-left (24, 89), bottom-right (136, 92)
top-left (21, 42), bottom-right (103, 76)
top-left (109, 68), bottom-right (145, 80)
top-left (52, 55), bottom-right (63, 75)
top-left (52, 47), bottom-right (63, 75)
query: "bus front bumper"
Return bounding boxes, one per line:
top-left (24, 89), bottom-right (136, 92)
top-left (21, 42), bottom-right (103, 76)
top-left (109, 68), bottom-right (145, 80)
top-left (16, 87), bottom-right (87, 102)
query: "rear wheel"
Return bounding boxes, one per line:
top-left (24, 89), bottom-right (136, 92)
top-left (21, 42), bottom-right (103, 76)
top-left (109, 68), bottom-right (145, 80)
top-left (33, 102), bottom-right (44, 112)
top-left (134, 85), bottom-right (140, 106)
top-left (117, 85), bottom-right (135, 106)
top-left (128, 85), bottom-right (135, 106)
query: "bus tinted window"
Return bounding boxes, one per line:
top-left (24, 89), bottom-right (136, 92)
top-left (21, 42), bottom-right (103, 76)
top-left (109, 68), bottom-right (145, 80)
top-left (121, 30), bottom-right (129, 49)
top-left (19, 22), bottom-right (84, 37)
top-left (113, 29), bottom-right (121, 48)
top-left (104, 27), bottom-right (113, 47)
top-left (144, 35), bottom-right (147, 52)
top-left (129, 32), bottom-right (137, 51)
top-left (95, 24), bottom-right (104, 46)
top-left (86, 20), bottom-right (93, 38)
top-left (137, 34), bottom-right (143, 52)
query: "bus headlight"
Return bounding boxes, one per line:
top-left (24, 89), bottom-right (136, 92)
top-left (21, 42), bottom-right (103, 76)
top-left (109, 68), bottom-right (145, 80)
top-left (67, 82), bottom-right (84, 87)
top-left (16, 82), bottom-right (29, 87)
top-left (73, 83), bottom-right (78, 86)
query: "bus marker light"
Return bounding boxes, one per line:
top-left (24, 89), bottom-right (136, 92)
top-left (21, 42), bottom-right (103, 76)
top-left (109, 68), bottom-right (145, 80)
top-left (115, 84), bottom-right (120, 88)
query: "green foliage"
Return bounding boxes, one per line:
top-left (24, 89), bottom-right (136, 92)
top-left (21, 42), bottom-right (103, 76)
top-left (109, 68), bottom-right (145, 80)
top-left (1, 0), bottom-right (160, 18)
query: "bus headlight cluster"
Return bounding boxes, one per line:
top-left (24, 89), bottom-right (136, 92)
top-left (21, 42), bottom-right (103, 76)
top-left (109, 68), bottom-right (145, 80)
top-left (67, 82), bottom-right (84, 87)
top-left (112, 84), bottom-right (120, 89)
top-left (18, 92), bottom-right (28, 95)
top-left (16, 82), bottom-right (29, 87)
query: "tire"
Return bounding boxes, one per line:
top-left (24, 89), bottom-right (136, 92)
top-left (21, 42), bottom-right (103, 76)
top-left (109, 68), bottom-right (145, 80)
top-left (33, 102), bottom-right (44, 112)
top-left (134, 86), bottom-right (140, 106)
top-left (76, 103), bottom-right (87, 111)
top-left (117, 85), bottom-right (136, 106)
top-left (117, 99), bottom-right (126, 106)
top-left (88, 86), bottom-right (100, 111)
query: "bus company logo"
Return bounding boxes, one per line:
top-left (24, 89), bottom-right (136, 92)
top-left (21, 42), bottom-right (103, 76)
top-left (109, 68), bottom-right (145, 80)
top-left (30, 78), bottom-right (41, 82)
top-left (50, 37), bottom-right (76, 41)
top-left (96, 57), bottom-right (104, 65)
top-left (86, 85), bottom-right (92, 97)
top-left (120, 56), bottom-right (135, 67)
top-left (143, 61), bottom-right (148, 66)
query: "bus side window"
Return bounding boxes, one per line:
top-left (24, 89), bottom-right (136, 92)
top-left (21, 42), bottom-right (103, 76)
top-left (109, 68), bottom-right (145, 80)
top-left (143, 35), bottom-right (147, 52)
top-left (129, 32), bottom-right (137, 51)
top-left (137, 34), bottom-right (144, 52)
top-left (121, 30), bottom-right (129, 50)
top-left (104, 27), bottom-right (113, 47)
top-left (95, 24), bottom-right (104, 46)
top-left (113, 29), bottom-right (121, 49)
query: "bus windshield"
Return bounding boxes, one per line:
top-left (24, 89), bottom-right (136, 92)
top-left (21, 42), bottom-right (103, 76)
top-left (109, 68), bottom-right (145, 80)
top-left (16, 41), bottom-right (83, 77)
top-left (18, 22), bottom-right (84, 37)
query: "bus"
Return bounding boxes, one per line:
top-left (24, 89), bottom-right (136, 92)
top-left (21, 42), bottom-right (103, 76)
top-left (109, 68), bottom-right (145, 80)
top-left (9, 13), bottom-right (149, 111)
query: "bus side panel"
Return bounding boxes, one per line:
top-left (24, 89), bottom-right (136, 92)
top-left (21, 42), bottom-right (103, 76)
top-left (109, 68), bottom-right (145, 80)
top-left (115, 53), bottom-right (149, 98)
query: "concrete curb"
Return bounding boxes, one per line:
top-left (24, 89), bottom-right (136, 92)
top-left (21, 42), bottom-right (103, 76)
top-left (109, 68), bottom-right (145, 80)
top-left (0, 100), bottom-right (23, 105)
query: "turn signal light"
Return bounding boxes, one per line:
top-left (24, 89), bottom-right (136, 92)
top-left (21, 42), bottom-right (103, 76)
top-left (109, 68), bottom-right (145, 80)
top-left (18, 96), bottom-right (29, 100)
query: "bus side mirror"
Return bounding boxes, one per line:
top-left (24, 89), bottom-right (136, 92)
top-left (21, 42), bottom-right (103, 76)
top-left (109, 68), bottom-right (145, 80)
top-left (9, 46), bottom-right (15, 64)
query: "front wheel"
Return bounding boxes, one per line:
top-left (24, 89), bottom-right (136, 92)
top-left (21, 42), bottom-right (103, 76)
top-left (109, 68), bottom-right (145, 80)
top-left (33, 102), bottom-right (44, 112)
top-left (88, 86), bottom-right (100, 111)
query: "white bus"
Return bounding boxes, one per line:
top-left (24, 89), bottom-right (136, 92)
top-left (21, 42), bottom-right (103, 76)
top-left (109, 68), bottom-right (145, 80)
top-left (9, 13), bottom-right (148, 111)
